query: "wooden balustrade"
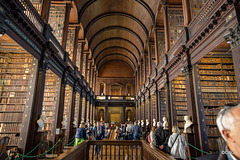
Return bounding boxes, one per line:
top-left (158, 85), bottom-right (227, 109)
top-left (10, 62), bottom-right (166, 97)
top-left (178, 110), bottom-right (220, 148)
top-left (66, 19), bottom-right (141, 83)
top-left (54, 140), bottom-right (174, 160)
top-left (18, 0), bottom-right (45, 33)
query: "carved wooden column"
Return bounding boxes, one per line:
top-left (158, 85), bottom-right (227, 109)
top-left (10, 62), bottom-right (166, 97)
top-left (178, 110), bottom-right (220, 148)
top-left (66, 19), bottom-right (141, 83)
top-left (41, 0), bottom-right (51, 22)
top-left (85, 53), bottom-right (89, 79)
top-left (19, 53), bottom-right (49, 154)
top-left (105, 106), bottom-right (108, 123)
top-left (147, 90), bottom-right (152, 127)
top-left (182, 0), bottom-right (192, 26)
top-left (142, 95), bottom-right (145, 123)
top-left (123, 105), bottom-right (126, 123)
top-left (79, 42), bottom-right (85, 74)
top-left (183, 50), bottom-right (201, 157)
top-left (165, 72), bottom-right (172, 132)
top-left (77, 89), bottom-right (83, 127)
top-left (154, 28), bottom-right (160, 65)
top-left (144, 53), bottom-right (147, 80)
top-left (163, 5), bottom-right (170, 53)
top-left (72, 26), bottom-right (80, 64)
top-left (88, 62), bottom-right (92, 83)
top-left (62, 3), bottom-right (71, 50)
top-left (225, 23), bottom-right (240, 99)
top-left (68, 82), bottom-right (77, 142)
top-left (148, 43), bottom-right (153, 75)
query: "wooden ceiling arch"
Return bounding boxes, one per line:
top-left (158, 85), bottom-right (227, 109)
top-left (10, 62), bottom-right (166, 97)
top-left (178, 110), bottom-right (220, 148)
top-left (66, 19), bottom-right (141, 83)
top-left (94, 46), bottom-right (138, 66)
top-left (96, 53), bottom-right (136, 71)
top-left (73, 0), bottom-right (162, 72)
top-left (92, 37), bottom-right (141, 58)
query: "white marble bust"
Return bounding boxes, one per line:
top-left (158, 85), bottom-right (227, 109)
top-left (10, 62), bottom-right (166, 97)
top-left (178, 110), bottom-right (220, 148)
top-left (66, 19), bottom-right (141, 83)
top-left (138, 120), bottom-right (141, 125)
top-left (163, 116), bottom-right (169, 130)
top-left (61, 115), bottom-right (68, 129)
top-left (157, 121), bottom-right (161, 128)
top-left (73, 117), bottom-right (77, 127)
top-left (146, 119), bottom-right (149, 126)
top-left (141, 120), bottom-right (144, 127)
top-left (153, 119), bottom-right (156, 127)
top-left (37, 114), bottom-right (46, 131)
top-left (183, 115), bottom-right (193, 133)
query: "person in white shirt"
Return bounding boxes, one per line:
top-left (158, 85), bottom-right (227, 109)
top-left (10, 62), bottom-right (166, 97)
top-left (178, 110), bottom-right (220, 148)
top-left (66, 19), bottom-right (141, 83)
top-left (168, 126), bottom-right (187, 160)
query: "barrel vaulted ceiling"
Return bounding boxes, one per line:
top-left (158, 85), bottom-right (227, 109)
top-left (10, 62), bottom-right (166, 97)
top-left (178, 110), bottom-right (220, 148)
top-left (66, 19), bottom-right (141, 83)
top-left (70, 0), bottom-right (182, 73)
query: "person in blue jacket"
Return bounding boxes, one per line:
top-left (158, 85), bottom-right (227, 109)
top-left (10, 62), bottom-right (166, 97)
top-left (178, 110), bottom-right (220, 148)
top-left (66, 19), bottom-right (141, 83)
top-left (74, 123), bottom-right (87, 147)
top-left (132, 121), bottom-right (141, 140)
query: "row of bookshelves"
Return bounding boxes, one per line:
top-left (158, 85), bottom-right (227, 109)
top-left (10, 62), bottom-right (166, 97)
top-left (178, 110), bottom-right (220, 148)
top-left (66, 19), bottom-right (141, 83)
top-left (201, 81), bottom-right (236, 87)
top-left (0, 105), bottom-right (25, 112)
top-left (0, 123), bottom-right (21, 133)
top-left (0, 113), bottom-right (23, 122)
top-left (199, 64), bottom-right (234, 69)
top-left (1, 98), bottom-right (26, 104)
top-left (0, 80), bottom-right (29, 85)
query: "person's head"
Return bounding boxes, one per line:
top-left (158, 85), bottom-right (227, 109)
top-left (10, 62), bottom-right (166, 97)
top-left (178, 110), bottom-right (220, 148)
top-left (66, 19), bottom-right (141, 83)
top-left (80, 123), bottom-right (85, 128)
top-left (151, 126), bottom-right (156, 132)
top-left (172, 126), bottom-right (180, 134)
top-left (116, 126), bottom-right (119, 129)
top-left (216, 104), bottom-right (240, 152)
top-left (134, 121), bottom-right (137, 125)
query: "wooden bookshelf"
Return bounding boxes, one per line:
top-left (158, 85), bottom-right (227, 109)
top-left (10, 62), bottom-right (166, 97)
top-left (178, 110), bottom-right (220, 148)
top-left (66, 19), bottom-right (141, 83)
top-left (63, 85), bottom-right (73, 142)
top-left (66, 28), bottom-right (75, 61)
top-left (0, 52), bottom-right (33, 146)
top-left (42, 70), bottom-right (60, 140)
top-left (159, 87), bottom-right (166, 120)
top-left (198, 56), bottom-right (239, 152)
top-left (81, 97), bottom-right (86, 122)
top-left (171, 74), bottom-right (187, 132)
top-left (74, 92), bottom-right (80, 127)
top-left (151, 93), bottom-right (156, 120)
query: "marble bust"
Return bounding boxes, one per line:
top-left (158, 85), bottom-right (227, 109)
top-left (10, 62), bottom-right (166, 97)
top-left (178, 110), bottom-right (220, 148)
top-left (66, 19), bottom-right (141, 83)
top-left (163, 116), bottom-right (169, 130)
top-left (37, 114), bottom-right (46, 131)
top-left (138, 120), bottom-right (141, 126)
top-left (183, 115), bottom-right (193, 133)
top-left (153, 119), bottom-right (156, 127)
top-left (61, 115), bottom-right (68, 129)
top-left (146, 119), bottom-right (149, 126)
top-left (141, 120), bottom-right (144, 127)
top-left (73, 117), bottom-right (77, 127)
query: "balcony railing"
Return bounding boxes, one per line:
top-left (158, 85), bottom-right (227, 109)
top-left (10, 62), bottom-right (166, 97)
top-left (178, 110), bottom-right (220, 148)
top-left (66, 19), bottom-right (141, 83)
top-left (96, 95), bottom-right (135, 101)
top-left (54, 140), bottom-right (174, 160)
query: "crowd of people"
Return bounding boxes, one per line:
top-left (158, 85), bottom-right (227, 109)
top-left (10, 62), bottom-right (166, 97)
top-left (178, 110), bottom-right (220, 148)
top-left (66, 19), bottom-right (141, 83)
top-left (74, 103), bottom-right (240, 160)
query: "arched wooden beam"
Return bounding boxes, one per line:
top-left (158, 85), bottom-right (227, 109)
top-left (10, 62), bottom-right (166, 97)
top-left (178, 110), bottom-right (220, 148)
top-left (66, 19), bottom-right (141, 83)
top-left (96, 53), bottom-right (136, 71)
top-left (98, 59), bottom-right (135, 73)
top-left (92, 37), bottom-right (141, 59)
top-left (78, 0), bottom-right (96, 22)
top-left (135, 0), bottom-right (156, 26)
top-left (84, 12), bottom-right (148, 37)
top-left (94, 46), bottom-right (139, 66)
top-left (88, 26), bottom-right (144, 50)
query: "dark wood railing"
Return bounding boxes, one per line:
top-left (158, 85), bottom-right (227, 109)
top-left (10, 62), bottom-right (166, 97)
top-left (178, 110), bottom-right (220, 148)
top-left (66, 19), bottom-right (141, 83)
top-left (54, 140), bottom-right (174, 160)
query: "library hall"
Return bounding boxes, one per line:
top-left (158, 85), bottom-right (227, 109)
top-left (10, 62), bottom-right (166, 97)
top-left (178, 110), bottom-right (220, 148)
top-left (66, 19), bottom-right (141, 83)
top-left (0, 0), bottom-right (240, 159)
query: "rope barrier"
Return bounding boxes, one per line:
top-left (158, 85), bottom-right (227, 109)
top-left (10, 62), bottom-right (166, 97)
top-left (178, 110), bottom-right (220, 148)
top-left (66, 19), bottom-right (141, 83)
top-left (5, 156), bottom-right (10, 160)
top-left (61, 138), bottom-right (75, 146)
top-left (16, 139), bottom-right (62, 159)
top-left (186, 156), bottom-right (198, 159)
top-left (187, 142), bottom-right (210, 155)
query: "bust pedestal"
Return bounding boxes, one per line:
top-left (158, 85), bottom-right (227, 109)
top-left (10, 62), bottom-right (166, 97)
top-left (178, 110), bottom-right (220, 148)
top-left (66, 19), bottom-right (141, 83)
top-left (32, 130), bottom-right (48, 159)
top-left (54, 129), bottom-right (66, 155)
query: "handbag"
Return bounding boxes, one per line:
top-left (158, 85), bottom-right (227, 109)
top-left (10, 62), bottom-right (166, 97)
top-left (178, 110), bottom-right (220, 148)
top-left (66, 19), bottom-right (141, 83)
top-left (168, 134), bottom-right (179, 153)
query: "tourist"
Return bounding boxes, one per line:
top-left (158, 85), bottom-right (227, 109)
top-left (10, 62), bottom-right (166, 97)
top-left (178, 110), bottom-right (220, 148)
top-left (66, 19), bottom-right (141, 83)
top-left (198, 104), bottom-right (240, 160)
top-left (126, 122), bottom-right (133, 140)
top-left (74, 123), bottom-right (87, 147)
top-left (86, 123), bottom-right (93, 140)
top-left (105, 128), bottom-right (111, 139)
top-left (101, 122), bottom-right (105, 139)
top-left (168, 126), bottom-right (187, 160)
top-left (122, 122), bottom-right (128, 140)
top-left (93, 121), bottom-right (104, 154)
top-left (148, 126), bottom-right (156, 148)
top-left (154, 122), bottom-right (169, 153)
top-left (133, 121), bottom-right (141, 140)
top-left (114, 126), bottom-right (122, 140)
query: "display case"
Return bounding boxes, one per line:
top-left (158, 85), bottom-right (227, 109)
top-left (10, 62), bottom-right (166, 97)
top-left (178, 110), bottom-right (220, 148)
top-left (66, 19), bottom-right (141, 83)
top-left (0, 52), bottom-right (34, 147)
top-left (197, 55), bottom-right (239, 152)
top-left (42, 70), bottom-right (60, 140)
top-left (171, 74), bottom-right (187, 132)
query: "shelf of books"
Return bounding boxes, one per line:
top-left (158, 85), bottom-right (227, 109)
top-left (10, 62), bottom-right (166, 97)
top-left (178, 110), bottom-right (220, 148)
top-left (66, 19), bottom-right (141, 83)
top-left (86, 100), bottom-right (90, 122)
top-left (0, 52), bottom-right (34, 147)
top-left (63, 84), bottom-right (73, 142)
top-left (141, 99), bottom-right (144, 121)
top-left (151, 93), bottom-right (156, 120)
top-left (171, 74), bottom-right (187, 132)
top-left (42, 70), bottom-right (60, 140)
top-left (74, 92), bottom-right (80, 127)
top-left (66, 28), bottom-right (75, 61)
top-left (159, 87), bottom-right (166, 120)
top-left (76, 43), bottom-right (82, 70)
top-left (197, 55), bottom-right (239, 152)
top-left (49, 5), bottom-right (66, 45)
top-left (145, 98), bottom-right (149, 120)
top-left (81, 97), bottom-right (86, 122)
top-left (190, 0), bottom-right (207, 18)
